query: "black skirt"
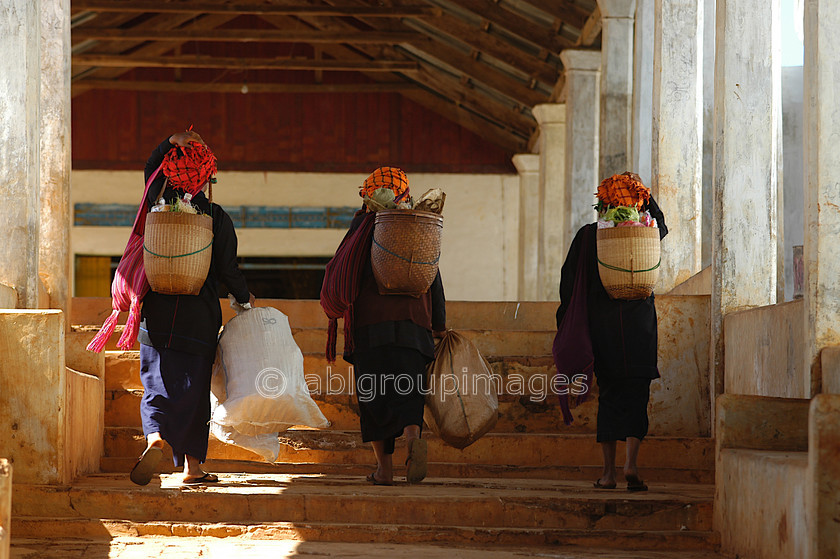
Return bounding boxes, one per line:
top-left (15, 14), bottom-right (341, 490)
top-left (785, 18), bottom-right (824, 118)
top-left (352, 346), bottom-right (429, 454)
top-left (595, 377), bottom-right (651, 442)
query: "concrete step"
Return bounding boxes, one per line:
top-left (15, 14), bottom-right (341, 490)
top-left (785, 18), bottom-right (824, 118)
top-left (11, 474), bottom-right (716, 547)
top-left (105, 387), bottom-right (598, 434)
top-left (103, 427), bottom-right (714, 472)
top-left (74, 325), bottom-right (555, 356)
top-left (12, 520), bottom-right (719, 551)
top-left (98, 458), bottom-right (715, 485)
top-left (71, 298), bottom-right (559, 332)
top-left (103, 351), bottom-right (558, 391)
top-left (9, 536), bottom-right (728, 559)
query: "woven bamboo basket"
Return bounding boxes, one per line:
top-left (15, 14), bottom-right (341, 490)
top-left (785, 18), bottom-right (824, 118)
top-left (596, 226), bottom-right (661, 300)
top-left (371, 209), bottom-right (443, 297)
top-left (144, 210), bottom-right (213, 295)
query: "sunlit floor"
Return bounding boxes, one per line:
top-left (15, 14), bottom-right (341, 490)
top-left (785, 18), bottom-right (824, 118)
top-left (10, 538), bottom-right (731, 559)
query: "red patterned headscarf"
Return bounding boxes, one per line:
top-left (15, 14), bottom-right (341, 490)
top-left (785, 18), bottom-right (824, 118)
top-left (359, 167), bottom-right (410, 204)
top-left (161, 141), bottom-right (218, 196)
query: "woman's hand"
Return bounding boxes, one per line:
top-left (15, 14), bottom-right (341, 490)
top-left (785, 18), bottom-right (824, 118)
top-left (169, 130), bottom-right (204, 147)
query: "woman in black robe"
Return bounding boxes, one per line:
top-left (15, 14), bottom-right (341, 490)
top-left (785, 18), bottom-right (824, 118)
top-left (130, 130), bottom-right (253, 486)
top-left (556, 197), bottom-right (667, 491)
top-left (336, 168), bottom-right (446, 485)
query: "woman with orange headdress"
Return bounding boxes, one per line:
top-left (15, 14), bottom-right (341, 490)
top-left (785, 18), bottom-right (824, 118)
top-left (554, 172), bottom-right (668, 492)
top-left (323, 167), bottom-right (446, 485)
top-left (130, 130), bottom-right (254, 487)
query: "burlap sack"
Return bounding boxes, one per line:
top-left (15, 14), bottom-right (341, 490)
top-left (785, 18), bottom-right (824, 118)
top-left (424, 330), bottom-right (499, 449)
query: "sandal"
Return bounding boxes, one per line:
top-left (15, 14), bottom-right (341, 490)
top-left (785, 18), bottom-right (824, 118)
top-left (182, 472), bottom-right (219, 486)
top-left (129, 445), bottom-right (163, 486)
top-left (405, 438), bottom-right (427, 484)
top-left (625, 474), bottom-right (648, 492)
top-left (366, 472), bottom-right (393, 486)
top-left (593, 479), bottom-right (617, 489)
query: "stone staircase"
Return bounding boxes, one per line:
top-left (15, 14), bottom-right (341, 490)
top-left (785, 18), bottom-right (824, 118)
top-left (11, 299), bottom-right (720, 556)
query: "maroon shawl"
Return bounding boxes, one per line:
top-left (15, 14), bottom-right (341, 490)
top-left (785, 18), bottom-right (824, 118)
top-left (552, 228), bottom-right (595, 425)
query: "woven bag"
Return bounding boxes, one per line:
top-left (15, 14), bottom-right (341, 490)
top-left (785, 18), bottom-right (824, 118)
top-left (371, 209), bottom-right (443, 297)
top-left (596, 226), bottom-right (661, 300)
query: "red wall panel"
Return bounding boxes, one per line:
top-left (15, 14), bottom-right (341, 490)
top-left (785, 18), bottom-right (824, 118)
top-left (72, 88), bottom-right (516, 174)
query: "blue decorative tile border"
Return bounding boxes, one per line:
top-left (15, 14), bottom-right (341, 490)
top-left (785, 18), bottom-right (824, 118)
top-left (74, 203), bottom-right (358, 229)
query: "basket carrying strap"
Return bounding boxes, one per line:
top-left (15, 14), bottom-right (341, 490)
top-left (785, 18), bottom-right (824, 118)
top-left (596, 255), bottom-right (661, 274)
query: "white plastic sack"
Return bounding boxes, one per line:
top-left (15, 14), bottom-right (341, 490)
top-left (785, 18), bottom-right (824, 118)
top-left (210, 393), bottom-right (280, 462)
top-left (211, 307), bottom-right (329, 440)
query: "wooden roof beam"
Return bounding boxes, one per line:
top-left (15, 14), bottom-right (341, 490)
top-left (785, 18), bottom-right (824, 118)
top-left (316, 0), bottom-right (549, 107)
top-left (72, 13), bottom-right (240, 93)
top-left (72, 28), bottom-right (427, 44)
top-left (446, 0), bottom-right (573, 54)
top-left (72, 54), bottom-right (420, 72)
top-left (575, 4), bottom-right (602, 47)
top-left (72, 1), bottom-right (442, 17)
top-left (74, 79), bottom-right (419, 93)
top-left (519, 0), bottom-right (591, 29)
top-left (413, 13), bottom-right (560, 85)
top-left (257, 13), bottom-right (527, 153)
top-left (412, 66), bottom-right (535, 136)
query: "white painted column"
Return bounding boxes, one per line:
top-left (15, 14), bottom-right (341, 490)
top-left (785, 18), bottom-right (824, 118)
top-left (598, 0), bottom-right (636, 178)
top-left (560, 50), bottom-right (601, 244)
top-left (712, 0), bottom-right (781, 400)
top-left (803, 0), bottom-right (840, 399)
top-left (631, 0), bottom-right (654, 186)
top-left (39, 0), bottom-right (71, 318)
top-left (701, 0), bottom-right (715, 269)
top-left (512, 154), bottom-right (540, 301)
top-left (532, 104), bottom-right (566, 301)
top-left (651, 0), bottom-right (703, 291)
top-left (0, 1), bottom-right (41, 308)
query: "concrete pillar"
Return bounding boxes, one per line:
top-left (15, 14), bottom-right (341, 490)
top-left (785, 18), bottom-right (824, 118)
top-left (512, 154), bottom-right (540, 300)
top-left (598, 0), bottom-right (636, 178)
top-left (0, 1), bottom-right (41, 308)
top-left (808, 394), bottom-right (840, 559)
top-left (803, 0), bottom-right (840, 395)
top-left (502, 175), bottom-right (520, 302)
top-left (0, 459), bottom-right (8, 559)
top-left (651, 0), bottom-right (703, 292)
top-left (39, 0), bottom-right (72, 319)
top-left (712, 0), bottom-right (781, 401)
top-left (701, 0), bottom-right (715, 269)
top-left (560, 50), bottom-right (601, 245)
top-left (631, 0), bottom-right (654, 186)
top-left (532, 104), bottom-right (566, 301)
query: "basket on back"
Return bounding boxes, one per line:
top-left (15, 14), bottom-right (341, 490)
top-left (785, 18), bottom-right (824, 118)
top-left (144, 210), bottom-right (213, 295)
top-left (371, 209), bottom-right (443, 297)
top-left (596, 226), bottom-right (660, 300)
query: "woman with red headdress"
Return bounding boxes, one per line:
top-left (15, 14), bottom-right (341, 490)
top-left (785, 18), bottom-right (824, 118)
top-left (130, 130), bottom-right (254, 486)
top-left (324, 167), bottom-right (446, 485)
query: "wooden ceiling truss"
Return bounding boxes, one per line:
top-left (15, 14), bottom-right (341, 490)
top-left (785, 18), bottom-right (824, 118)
top-left (70, 0), bottom-right (601, 153)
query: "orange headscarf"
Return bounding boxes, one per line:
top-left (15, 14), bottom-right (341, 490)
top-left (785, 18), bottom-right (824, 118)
top-left (161, 141), bottom-right (218, 197)
top-left (596, 172), bottom-right (650, 210)
top-left (359, 167), bottom-right (410, 204)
